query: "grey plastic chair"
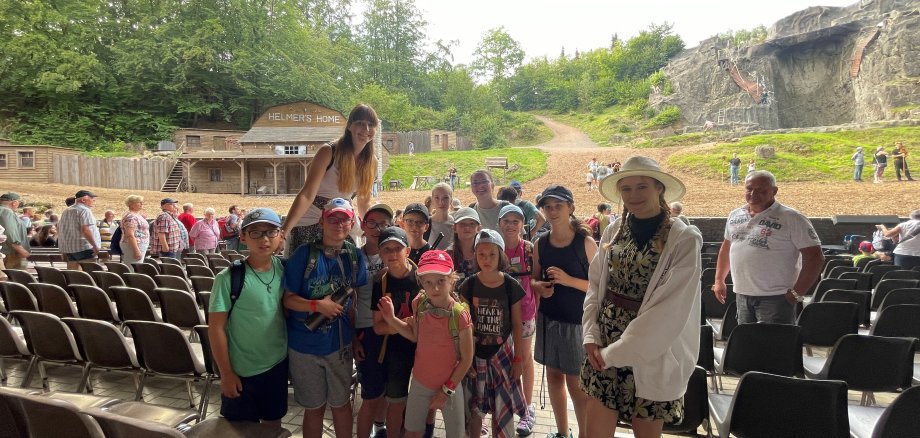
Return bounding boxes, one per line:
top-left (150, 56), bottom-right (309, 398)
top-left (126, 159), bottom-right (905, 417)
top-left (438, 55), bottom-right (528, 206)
top-left (89, 271), bottom-right (126, 297)
top-left (10, 310), bottom-right (84, 391)
top-left (803, 334), bottom-right (917, 406)
top-left (714, 322), bottom-right (803, 378)
top-left (708, 371), bottom-right (848, 438)
top-left (797, 301), bottom-right (859, 354)
top-left (154, 274), bottom-right (194, 294)
top-left (0, 388), bottom-right (105, 438)
top-left (87, 408), bottom-right (291, 438)
top-left (123, 273), bottom-right (160, 303)
top-left (155, 288), bottom-right (205, 331)
top-left (2, 269), bottom-right (36, 285)
top-left (111, 286), bottom-right (162, 323)
top-left (34, 266), bottom-right (69, 290)
top-left (70, 285), bottom-right (120, 323)
top-left (183, 257), bottom-right (207, 268)
top-left (159, 263), bottom-right (189, 280)
top-left (876, 288), bottom-right (920, 312)
top-left (871, 279), bottom-right (920, 310)
top-left (158, 256), bottom-right (182, 266)
top-left (812, 278), bottom-right (858, 302)
top-left (77, 262), bottom-right (106, 274)
top-left (63, 318), bottom-right (142, 394)
top-left (848, 385), bottom-right (920, 438)
top-left (186, 265), bottom-right (214, 278)
top-left (0, 315), bottom-right (31, 383)
top-left (878, 269), bottom-right (920, 282)
top-left (63, 269), bottom-right (97, 288)
top-left (28, 283), bottom-right (79, 318)
top-left (869, 304), bottom-right (920, 339)
top-left (0, 282), bottom-right (39, 312)
top-left (103, 261), bottom-right (133, 276)
top-left (130, 262), bottom-right (160, 278)
top-left (124, 320), bottom-right (212, 417)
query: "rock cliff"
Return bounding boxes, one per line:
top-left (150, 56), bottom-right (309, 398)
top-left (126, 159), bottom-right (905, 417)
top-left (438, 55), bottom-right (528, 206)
top-left (654, 0), bottom-right (920, 132)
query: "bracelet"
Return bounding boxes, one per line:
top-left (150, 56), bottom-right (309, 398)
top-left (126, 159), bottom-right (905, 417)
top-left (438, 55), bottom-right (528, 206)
top-left (442, 385), bottom-right (455, 396)
top-left (512, 356), bottom-right (523, 364)
top-left (309, 300), bottom-right (317, 312)
top-left (443, 379), bottom-right (457, 391)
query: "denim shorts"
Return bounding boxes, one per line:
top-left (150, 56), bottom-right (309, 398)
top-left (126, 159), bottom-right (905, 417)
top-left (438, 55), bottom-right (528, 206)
top-left (66, 249), bottom-right (95, 262)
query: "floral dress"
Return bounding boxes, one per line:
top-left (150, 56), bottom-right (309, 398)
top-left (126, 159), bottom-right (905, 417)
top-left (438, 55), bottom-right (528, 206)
top-left (579, 218), bottom-right (683, 423)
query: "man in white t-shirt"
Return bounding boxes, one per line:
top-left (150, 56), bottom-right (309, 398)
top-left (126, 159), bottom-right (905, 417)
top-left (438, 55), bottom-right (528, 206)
top-left (712, 171), bottom-right (824, 324)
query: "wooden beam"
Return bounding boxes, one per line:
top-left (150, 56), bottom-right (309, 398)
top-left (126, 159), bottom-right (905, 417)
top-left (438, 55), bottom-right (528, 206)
top-left (238, 160), bottom-right (246, 195)
top-left (271, 161), bottom-right (279, 195)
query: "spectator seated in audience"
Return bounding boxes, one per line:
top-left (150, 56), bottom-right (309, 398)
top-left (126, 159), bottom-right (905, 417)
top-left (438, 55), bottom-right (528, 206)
top-left (30, 224), bottom-right (58, 248)
top-left (852, 241), bottom-right (876, 267)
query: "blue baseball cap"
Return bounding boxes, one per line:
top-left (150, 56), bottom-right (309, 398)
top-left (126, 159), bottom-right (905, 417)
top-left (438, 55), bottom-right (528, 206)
top-left (241, 208), bottom-right (282, 230)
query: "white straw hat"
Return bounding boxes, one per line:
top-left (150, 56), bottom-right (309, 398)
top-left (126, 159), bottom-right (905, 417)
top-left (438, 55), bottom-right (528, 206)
top-left (598, 156), bottom-right (686, 204)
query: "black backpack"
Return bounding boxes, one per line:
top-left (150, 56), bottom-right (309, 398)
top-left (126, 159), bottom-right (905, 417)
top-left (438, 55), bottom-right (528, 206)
top-left (109, 226), bottom-right (123, 255)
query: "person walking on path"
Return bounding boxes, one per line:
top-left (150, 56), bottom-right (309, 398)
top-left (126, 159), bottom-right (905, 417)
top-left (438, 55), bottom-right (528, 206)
top-left (728, 153), bottom-right (742, 185)
top-left (281, 104), bottom-right (378, 254)
top-left (712, 171), bottom-right (824, 324)
top-left (581, 156), bottom-right (702, 438)
top-left (851, 147), bottom-right (865, 181)
top-left (873, 147), bottom-right (889, 183)
top-left (892, 141), bottom-right (915, 181)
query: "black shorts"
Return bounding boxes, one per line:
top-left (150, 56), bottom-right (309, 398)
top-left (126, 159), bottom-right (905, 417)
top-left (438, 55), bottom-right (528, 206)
top-left (358, 328), bottom-right (386, 400)
top-left (66, 249), bottom-right (95, 262)
top-left (220, 358), bottom-right (289, 422)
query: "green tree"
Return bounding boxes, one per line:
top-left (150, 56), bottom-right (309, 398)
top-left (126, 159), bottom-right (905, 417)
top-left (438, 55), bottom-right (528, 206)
top-left (472, 26), bottom-right (525, 84)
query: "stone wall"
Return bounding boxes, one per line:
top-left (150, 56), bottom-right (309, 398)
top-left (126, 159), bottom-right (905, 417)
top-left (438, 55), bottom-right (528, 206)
top-left (656, 0), bottom-right (920, 130)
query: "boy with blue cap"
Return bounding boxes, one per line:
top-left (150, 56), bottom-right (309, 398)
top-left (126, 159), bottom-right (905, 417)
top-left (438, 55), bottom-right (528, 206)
top-left (208, 208), bottom-right (288, 427)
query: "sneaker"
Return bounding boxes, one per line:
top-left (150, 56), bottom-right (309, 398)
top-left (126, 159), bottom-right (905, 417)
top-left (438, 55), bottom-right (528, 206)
top-left (516, 405), bottom-right (536, 436)
top-left (422, 423), bottom-right (434, 438)
top-left (372, 424), bottom-right (387, 438)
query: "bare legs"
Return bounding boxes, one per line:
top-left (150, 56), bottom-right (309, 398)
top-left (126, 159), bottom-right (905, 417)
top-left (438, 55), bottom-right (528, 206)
top-left (545, 367), bottom-right (588, 437)
top-left (584, 397), bottom-right (664, 438)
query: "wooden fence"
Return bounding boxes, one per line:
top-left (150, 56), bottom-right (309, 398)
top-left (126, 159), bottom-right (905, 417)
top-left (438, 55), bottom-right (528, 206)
top-left (53, 155), bottom-right (176, 191)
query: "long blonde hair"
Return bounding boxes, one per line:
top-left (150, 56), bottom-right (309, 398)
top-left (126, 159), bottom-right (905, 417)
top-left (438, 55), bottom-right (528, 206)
top-left (334, 104), bottom-right (378, 198)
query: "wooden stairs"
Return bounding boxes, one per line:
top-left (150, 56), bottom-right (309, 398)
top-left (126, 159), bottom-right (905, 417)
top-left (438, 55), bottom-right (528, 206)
top-left (161, 162), bottom-right (184, 192)
top-left (850, 27), bottom-right (881, 78)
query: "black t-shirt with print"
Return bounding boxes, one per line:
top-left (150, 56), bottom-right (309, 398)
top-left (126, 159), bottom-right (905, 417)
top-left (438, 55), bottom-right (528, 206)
top-left (371, 267), bottom-right (421, 357)
top-left (460, 273), bottom-right (525, 359)
top-left (409, 243), bottom-right (431, 265)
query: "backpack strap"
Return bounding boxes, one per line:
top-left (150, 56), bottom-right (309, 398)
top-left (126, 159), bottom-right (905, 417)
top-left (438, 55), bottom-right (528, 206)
top-left (574, 234), bottom-right (590, 275)
top-left (377, 272), bottom-right (390, 364)
top-left (228, 260), bottom-right (246, 319)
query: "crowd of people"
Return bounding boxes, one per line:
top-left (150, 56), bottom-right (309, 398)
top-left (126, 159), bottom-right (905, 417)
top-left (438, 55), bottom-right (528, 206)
top-left (0, 102), bottom-right (915, 438)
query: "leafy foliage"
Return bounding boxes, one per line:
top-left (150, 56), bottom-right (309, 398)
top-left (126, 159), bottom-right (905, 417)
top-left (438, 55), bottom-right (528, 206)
top-left (717, 26), bottom-right (769, 47)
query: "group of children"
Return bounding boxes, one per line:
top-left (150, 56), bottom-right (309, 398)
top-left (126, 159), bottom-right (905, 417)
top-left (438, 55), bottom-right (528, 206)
top-left (208, 185), bottom-right (544, 438)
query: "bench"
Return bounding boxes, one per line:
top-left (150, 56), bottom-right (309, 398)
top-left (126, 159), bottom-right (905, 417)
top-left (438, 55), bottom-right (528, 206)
top-left (485, 157), bottom-right (509, 182)
top-left (28, 248), bottom-right (110, 267)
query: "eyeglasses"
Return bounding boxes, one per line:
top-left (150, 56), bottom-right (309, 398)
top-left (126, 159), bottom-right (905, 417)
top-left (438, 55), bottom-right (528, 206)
top-left (325, 216), bottom-right (352, 226)
top-left (245, 229), bottom-right (281, 239)
top-left (364, 219), bottom-right (392, 229)
top-left (403, 218), bottom-right (427, 227)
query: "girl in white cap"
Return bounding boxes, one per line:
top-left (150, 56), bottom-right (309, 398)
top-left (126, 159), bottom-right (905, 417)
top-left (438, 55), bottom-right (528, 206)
top-left (581, 156), bottom-right (702, 438)
top-left (460, 229), bottom-right (527, 438)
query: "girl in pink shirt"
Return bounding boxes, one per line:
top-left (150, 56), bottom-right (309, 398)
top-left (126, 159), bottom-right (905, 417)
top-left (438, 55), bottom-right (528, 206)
top-left (379, 250), bottom-right (474, 438)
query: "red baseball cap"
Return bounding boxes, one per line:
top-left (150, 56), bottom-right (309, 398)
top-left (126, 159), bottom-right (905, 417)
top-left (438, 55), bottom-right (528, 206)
top-left (417, 250), bottom-right (454, 275)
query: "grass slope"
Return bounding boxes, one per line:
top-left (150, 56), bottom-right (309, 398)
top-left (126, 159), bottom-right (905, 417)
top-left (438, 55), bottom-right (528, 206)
top-left (668, 126), bottom-right (919, 181)
top-left (536, 106), bottom-right (641, 147)
top-left (383, 148), bottom-right (547, 188)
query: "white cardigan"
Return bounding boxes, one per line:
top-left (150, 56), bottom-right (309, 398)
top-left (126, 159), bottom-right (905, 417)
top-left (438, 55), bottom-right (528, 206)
top-left (582, 217), bottom-right (702, 402)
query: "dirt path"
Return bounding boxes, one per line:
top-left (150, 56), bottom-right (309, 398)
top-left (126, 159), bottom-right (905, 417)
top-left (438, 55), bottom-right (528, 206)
top-left (530, 115), bottom-right (601, 150)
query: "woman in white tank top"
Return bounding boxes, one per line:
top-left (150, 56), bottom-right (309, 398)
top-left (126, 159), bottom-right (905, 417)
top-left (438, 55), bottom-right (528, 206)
top-left (281, 104), bottom-right (379, 254)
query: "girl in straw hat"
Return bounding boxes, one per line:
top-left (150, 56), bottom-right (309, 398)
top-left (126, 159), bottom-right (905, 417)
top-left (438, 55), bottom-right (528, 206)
top-left (581, 156), bottom-right (702, 438)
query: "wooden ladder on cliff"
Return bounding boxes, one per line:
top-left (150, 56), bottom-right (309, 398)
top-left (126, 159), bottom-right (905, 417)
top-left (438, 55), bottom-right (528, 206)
top-left (850, 27), bottom-right (881, 78)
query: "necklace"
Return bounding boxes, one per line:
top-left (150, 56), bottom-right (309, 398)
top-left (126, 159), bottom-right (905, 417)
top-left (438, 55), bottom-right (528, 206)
top-left (246, 260), bottom-right (276, 293)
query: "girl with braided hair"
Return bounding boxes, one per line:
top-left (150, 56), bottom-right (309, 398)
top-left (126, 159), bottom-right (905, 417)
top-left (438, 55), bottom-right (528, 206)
top-left (580, 156), bottom-right (702, 438)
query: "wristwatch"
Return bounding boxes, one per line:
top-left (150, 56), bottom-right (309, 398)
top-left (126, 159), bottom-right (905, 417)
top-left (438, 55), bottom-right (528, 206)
top-left (787, 289), bottom-right (805, 303)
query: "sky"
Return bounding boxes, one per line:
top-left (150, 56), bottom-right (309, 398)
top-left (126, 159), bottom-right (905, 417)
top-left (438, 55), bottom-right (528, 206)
top-left (358, 0), bottom-right (859, 66)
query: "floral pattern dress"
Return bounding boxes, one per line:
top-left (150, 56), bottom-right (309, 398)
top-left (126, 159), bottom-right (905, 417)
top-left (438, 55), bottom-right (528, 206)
top-left (579, 221), bottom-right (683, 423)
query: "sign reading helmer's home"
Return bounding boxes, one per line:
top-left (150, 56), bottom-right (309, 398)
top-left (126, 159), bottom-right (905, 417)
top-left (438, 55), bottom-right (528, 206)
top-left (252, 102), bottom-right (347, 128)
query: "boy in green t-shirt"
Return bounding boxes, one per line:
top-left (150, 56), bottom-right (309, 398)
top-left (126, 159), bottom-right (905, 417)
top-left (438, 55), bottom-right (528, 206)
top-left (208, 208), bottom-right (288, 425)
